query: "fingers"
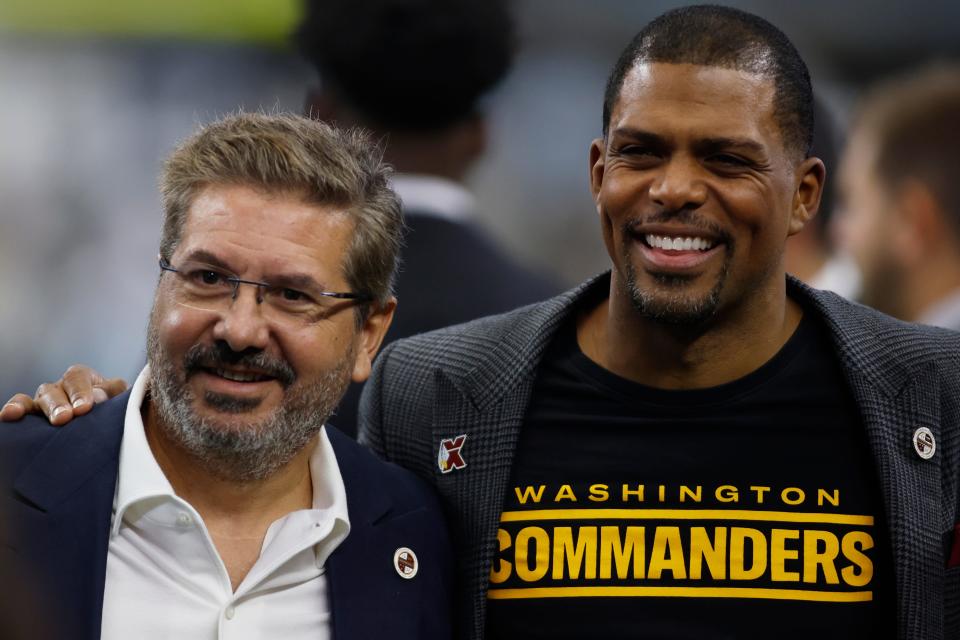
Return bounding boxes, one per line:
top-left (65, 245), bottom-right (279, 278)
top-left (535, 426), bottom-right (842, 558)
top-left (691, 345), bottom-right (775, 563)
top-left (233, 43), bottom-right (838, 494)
top-left (0, 366), bottom-right (130, 427)
top-left (60, 365), bottom-right (99, 416)
top-left (0, 394), bottom-right (34, 422)
top-left (98, 377), bottom-right (129, 400)
top-left (61, 366), bottom-right (128, 417)
top-left (34, 382), bottom-right (74, 425)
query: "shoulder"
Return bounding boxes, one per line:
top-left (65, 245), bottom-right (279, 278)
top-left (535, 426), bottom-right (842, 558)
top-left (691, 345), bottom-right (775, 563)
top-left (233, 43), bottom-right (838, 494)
top-left (326, 426), bottom-right (443, 514)
top-left (0, 413), bottom-right (64, 482)
top-left (378, 274), bottom-right (604, 376)
top-left (795, 280), bottom-right (960, 377)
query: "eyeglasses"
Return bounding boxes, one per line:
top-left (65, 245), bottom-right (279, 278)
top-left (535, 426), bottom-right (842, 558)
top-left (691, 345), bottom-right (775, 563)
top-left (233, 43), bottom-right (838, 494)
top-left (159, 257), bottom-right (372, 326)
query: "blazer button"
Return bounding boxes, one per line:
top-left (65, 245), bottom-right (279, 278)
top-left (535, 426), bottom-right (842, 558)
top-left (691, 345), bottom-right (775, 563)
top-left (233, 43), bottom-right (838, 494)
top-left (913, 427), bottom-right (936, 460)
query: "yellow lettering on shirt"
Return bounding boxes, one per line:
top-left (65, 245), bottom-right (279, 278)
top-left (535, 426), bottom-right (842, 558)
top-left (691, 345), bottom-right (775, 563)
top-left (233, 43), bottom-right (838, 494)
top-left (689, 526), bottom-right (727, 580)
top-left (515, 527), bottom-right (550, 582)
top-left (770, 529), bottom-right (801, 582)
top-left (588, 484), bottom-right (609, 502)
top-left (552, 526), bottom-right (597, 579)
top-left (515, 485), bottom-right (546, 505)
top-left (841, 531), bottom-right (874, 588)
top-left (803, 530), bottom-right (840, 584)
top-left (599, 525), bottom-right (645, 580)
top-left (647, 527), bottom-right (687, 580)
top-left (490, 529), bottom-right (512, 584)
top-left (730, 527), bottom-right (767, 580)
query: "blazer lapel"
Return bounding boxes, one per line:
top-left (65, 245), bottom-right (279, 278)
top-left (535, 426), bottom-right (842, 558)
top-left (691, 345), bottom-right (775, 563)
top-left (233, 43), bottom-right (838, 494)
top-left (431, 370), bottom-right (527, 640)
top-left (846, 364), bottom-right (944, 639)
top-left (326, 428), bottom-right (453, 640)
top-left (798, 282), bottom-right (947, 640)
top-left (427, 275), bottom-right (608, 640)
top-left (10, 393), bottom-right (127, 640)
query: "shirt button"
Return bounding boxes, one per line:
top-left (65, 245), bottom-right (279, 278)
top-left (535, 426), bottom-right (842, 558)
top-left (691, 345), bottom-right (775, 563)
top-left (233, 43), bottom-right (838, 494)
top-left (176, 512), bottom-right (192, 527)
top-left (225, 606), bottom-right (236, 620)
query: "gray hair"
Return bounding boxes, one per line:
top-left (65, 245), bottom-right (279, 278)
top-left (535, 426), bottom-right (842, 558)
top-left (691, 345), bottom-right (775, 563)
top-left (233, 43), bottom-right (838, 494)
top-left (159, 112), bottom-right (403, 315)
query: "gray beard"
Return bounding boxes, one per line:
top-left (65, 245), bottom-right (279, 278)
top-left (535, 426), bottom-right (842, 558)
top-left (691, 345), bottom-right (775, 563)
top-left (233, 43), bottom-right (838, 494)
top-left (146, 318), bottom-right (353, 483)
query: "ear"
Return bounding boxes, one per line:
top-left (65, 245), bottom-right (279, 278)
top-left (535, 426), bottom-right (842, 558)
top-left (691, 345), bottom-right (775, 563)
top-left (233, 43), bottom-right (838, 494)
top-left (589, 137), bottom-right (607, 212)
top-left (788, 157), bottom-right (826, 236)
top-left (350, 297), bottom-right (397, 383)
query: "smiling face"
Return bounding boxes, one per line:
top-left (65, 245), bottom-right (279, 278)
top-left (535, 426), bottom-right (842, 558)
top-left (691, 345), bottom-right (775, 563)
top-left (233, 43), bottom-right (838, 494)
top-left (147, 183), bottom-right (393, 481)
top-left (591, 62), bottom-right (822, 326)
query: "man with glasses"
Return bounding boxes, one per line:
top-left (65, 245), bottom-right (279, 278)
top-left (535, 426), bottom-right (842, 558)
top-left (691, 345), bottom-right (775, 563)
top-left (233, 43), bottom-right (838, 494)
top-left (0, 112), bottom-right (451, 640)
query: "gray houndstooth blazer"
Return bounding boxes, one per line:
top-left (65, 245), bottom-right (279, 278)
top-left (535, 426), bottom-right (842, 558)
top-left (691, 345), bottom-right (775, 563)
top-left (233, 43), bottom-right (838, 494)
top-left (359, 273), bottom-right (960, 640)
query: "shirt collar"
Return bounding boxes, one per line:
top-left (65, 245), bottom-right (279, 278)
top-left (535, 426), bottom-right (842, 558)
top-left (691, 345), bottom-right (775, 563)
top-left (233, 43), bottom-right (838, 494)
top-left (308, 425), bottom-right (351, 568)
top-left (390, 173), bottom-right (475, 222)
top-left (113, 365), bottom-right (351, 552)
top-left (113, 366), bottom-right (174, 536)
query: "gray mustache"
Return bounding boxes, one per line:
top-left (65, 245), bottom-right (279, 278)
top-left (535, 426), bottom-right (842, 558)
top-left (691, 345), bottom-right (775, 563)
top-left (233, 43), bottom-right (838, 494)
top-left (183, 342), bottom-right (296, 388)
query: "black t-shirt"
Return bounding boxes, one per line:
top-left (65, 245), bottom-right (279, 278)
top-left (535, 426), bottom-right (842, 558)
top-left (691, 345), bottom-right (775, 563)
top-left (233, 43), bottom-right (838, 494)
top-left (485, 309), bottom-right (895, 639)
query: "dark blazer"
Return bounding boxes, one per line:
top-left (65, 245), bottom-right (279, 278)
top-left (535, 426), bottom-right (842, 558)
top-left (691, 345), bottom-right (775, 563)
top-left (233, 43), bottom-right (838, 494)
top-left (0, 392), bottom-right (453, 640)
top-left (331, 211), bottom-right (560, 438)
top-left (359, 272), bottom-right (960, 640)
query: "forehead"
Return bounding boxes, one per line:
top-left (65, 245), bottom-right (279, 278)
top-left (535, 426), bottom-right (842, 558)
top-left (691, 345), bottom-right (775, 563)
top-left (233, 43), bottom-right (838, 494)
top-left (611, 62), bottom-right (781, 147)
top-left (177, 183), bottom-right (354, 278)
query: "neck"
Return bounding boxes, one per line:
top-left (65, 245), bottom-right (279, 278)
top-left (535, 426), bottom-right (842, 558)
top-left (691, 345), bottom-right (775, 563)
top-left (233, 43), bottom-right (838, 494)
top-left (578, 272), bottom-right (801, 389)
top-left (143, 400), bottom-right (315, 530)
top-left (143, 398), bottom-right (316, 591)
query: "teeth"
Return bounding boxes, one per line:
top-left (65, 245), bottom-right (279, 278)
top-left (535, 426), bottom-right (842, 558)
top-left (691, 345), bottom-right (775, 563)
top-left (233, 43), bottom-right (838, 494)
top-left (215, 368), bottom-right (267, 383)
top-left (644, 234), bottom-right (715, 251)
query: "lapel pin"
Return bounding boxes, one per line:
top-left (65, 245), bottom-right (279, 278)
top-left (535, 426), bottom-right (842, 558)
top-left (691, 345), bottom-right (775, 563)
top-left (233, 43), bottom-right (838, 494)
top-left (913, 427), bottom-right (936, 460)
top-left (394, 547), bottom-right (418, 579)
top-left (438, 434), bottom-right (468, 474)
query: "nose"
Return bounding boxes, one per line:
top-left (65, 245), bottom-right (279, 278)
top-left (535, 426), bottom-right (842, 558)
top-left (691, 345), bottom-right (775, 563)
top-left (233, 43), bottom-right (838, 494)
top-left (211, 285), bottom-right (271, 352)
top-left (648, 155), bottom-right (708, 211)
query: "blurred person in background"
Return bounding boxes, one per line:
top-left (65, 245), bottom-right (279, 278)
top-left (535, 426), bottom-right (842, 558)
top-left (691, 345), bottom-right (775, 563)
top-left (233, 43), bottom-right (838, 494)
top-left (784, 96), bottom-right (860, 298)
top-left (297, 0), bottom-right (560, 435)
top-left (838, 64), bottom-right (960, 329)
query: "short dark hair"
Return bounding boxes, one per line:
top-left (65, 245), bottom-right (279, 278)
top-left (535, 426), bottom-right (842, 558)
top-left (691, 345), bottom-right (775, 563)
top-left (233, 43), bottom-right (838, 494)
top-left (856, 64), bottom-right (960, 238)
top-left (602, 5), bottom-right (814, 159)
top-left (296, 0), bottom-right (514, 132)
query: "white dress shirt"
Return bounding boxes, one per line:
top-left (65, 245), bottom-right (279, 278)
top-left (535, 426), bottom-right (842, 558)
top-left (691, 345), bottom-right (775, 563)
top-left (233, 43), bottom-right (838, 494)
top-left (101, 367), bottom-right (350, 640)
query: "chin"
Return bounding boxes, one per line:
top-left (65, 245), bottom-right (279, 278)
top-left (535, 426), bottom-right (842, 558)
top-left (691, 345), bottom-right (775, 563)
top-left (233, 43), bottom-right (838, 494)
top-left (625, 267), bottom-right (727, 327)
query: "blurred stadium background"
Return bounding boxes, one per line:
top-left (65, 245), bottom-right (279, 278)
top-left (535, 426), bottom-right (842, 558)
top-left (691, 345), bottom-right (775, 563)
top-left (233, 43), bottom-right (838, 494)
top-left (1, 0), bottom-right (958, 400)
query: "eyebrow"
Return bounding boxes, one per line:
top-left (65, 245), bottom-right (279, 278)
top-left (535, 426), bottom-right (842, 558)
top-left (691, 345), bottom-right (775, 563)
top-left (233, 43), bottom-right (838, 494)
top-left (180, 249), bottom-right (233, 270)
top-left (180, 249), bottom-right (329, 292)
top-left (696, 137), bottom-right (767, 156)
top-left (610, 127), bottom-right (766, 155)
top-left (263, 272), bottom-right (327, 294)
top-left (609, 128), bottom-right (667, 149)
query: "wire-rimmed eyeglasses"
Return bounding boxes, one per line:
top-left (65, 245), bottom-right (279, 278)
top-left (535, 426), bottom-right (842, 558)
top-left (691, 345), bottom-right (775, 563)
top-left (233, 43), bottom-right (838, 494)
top-left (159, 257), bottom-right (372, 325)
